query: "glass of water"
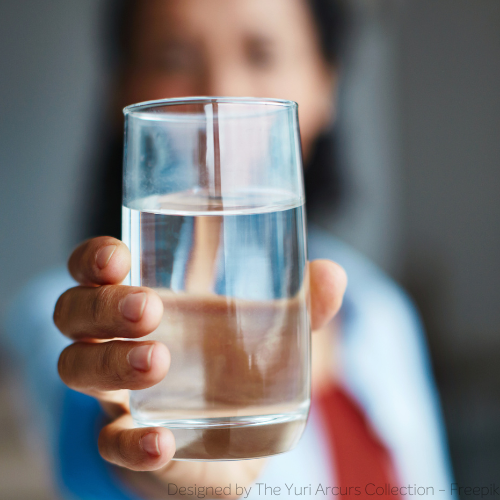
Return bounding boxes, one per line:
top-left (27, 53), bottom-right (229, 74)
top-left (122, 97), bottom-right (310, 461)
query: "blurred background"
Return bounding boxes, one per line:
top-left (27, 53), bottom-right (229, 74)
top-left (0, 0), bottom-right (499, 498)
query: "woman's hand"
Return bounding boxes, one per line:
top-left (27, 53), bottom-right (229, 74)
top-left (54, 236), bottom-right (347, 499)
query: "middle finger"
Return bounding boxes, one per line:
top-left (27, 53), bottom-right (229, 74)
top-left (54, 285), bottom-right (163, 340)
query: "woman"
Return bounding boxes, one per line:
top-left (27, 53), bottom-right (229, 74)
top-left (5, 0), bottom-right (452, 498)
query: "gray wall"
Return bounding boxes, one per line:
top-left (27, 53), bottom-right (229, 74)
top-left (399, 0), bottom-right (500, 356)
top-left (397, 0), bottom-right (500, 484)
top-left (0, 0), bottom-right (102, 320)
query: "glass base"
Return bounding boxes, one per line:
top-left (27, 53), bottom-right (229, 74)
top-left (133, 412), bottom-right (308, 461)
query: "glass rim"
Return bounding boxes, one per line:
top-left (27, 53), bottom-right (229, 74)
top-left (123, 96), bottom-right (298, 116)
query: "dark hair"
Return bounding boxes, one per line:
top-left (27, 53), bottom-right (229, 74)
top-left (86, 0), bottom-right (348, 239)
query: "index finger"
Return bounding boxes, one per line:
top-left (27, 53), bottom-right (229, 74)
top-left (68, 236), bottom-right (131, 286)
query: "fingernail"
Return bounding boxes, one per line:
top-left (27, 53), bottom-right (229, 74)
top-left (120, 292), bottom-right (147, 322)
top-left (141, 432), bottom-right (160, 457)
top-left (128, 344), bottom-right (154, 372)
top-left (96, 245), bottom-right (117, 269)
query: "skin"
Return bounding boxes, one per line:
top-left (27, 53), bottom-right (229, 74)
top-left (118, 0), bottom-right (337, 157)
top-left (56, 238), bottom-right (346, 498)
top-left (55, 0), bottom-right (346, 498)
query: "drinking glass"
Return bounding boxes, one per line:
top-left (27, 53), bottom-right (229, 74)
top-left (122, 97), bottom-right (310, 460)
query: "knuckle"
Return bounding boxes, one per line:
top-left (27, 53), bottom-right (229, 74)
top-left (91, 285), bottom-right (115, 325)
top-left (116, 429), bottom-right (143, 467)
top-left (99, 342), bottom-right (127, 386)
top-left (100, 342), bottom-right (115, 375)
top-left (116, 431), bottom-right (131, 463)
top-left (100, 342), bottom-right (117, 376)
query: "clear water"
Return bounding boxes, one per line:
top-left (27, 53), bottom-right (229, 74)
top-left (122, 191), bottom-right (310, 460)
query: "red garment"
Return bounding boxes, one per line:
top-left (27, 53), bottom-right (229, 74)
top-left (315, 383), bottom-right (401, 499)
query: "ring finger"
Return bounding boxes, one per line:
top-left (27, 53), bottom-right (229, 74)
top-left (58, 340), bottom-right (170, 393)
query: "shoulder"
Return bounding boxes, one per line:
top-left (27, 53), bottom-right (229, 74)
top-left (307, 225), bottom-right (432, 408)
top-left (308, 224), bottom-right (422, 337)
top-left (308, 225), bottom-right (453, 484)
top-left (308, 224), bottom-right (407, 297)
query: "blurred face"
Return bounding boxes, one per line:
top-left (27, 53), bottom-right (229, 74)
top-left (121, 0), bottom-right (337, 158)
